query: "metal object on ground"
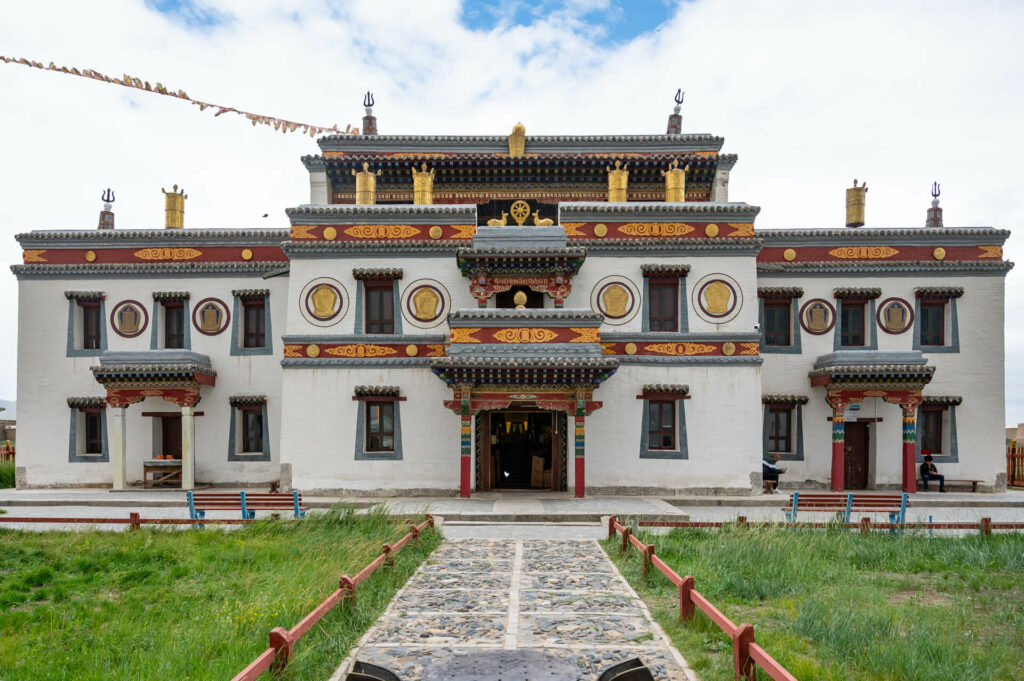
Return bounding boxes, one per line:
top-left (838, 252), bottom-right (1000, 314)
top-left (421, 650), bottom-right (578, 681)
top-left (597, 657), bottom-right (655, 681)
top-left (347, 660), bottom-right (401, 681)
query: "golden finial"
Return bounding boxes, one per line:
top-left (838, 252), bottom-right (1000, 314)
top-left (508, 122), bottom-right (526, 157)
top-left (662, 159), bottom-right (689, 202)
top-left (161, 184), bottom-right (187, 229)
top-left (606, 160), bottom-right (628, 202)
top-left (411, 163), bottom-right (435, 205)
top-left (846, 179), bottom-right (868, 228)
top-left (352, 162), bottom-right (382, 205)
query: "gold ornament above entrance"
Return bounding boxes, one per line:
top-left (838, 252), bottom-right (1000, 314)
top-left (510, 200), bottom-right (531, 226)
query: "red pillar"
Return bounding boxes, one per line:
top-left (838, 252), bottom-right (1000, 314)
top-left (902, 405), bottom-right (917, 494)
top-left (459, 396), bottom-right (471, 498)
top-left (574, 397), bottom-right (586, 498)
top-left (830, 406), bottom-right (845, 492)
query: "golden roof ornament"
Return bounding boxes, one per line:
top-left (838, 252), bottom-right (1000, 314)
top-left (411, 163), bottom-right (435, 205)
top-left (352, 162), bottom-right (382, 205)
top-left (606, 160), bottom-right (628, 202)
top-left (508, 122), bottom-right (526, 157)
top-left (510, 200), bottom-right (531, 226)
top-left (533, 210), bottom-right (553, 226)
top-left (846, 179), bottom-right (867, 228)
top-left (513, 290), bottom-right (528, 309)
top-left (161, 184), bottom-right (187, 229)
top-left (662, 159), bottom-right (689, 203)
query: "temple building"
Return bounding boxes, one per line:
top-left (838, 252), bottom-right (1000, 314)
top-left (11, 99), bottom-right (1013, 495)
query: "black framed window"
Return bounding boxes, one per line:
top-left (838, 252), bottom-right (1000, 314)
top-left (366, 401), bottom-right (395, 452)
top-left (242, 299), bottom-right (266, 348)
top-left (164, 303), bottom-right (185, 349)
top-left (241, 408), bottom-right (263, 452)
top-left (365, 282), bottom-right (395, 334)
top-left (919, 302), bottom-right (945, 346)
top-left (648, 280), bottom-right (678, 332)
top-left (764, 301), bottom-right (791, 346)
top-left (921, 409), bottom-right (943, 454)
top-left (647, 400), bottom-right (676, 449)
top-left (767, 407), bottom-right (792, 452)
top-left (84, 410), bottom-right (103, 454)
top-left (839, 301), bottom-right (865, 346)
top-left (81, 302), bottom-right (101, 350)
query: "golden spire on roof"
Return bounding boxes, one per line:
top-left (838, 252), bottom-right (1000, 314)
top-left (352, 162), bottom-right (382, 205)
top-left (161, 184), bottom-right (187, 229)
top-left (508, 122), bottom-right (526, 157)
top-left (411, 163), bottom-right (435, 205)
top-left (606, 160), bottom-right (628, 202)
top-left (662, 159), bottom-right (689, 203)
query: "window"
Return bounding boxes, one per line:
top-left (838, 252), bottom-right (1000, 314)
top-left (767, 407), bottom-right (792, 452)
top-left (919, 302), bottom-right (945, 346)
top-left (365, 282), bottom-right (395, 334)
top-left (839, 301), bottom-right (865, 346)
top-left (648, 280), bottom-right (678, 332)
top-left (68, 399), bottom-right (108, 462)
top-left (647, 400), bottom-right (675, 450)
top-left (81, 303), bottom-right (101, 350)
top-left (241, 409), bottom-right (263, 452)
top-left (164, 303), bottom-right (185, 349)
top-left (84, 411), bottom-right (103, 454)
top-left (242, 299), bottom-right (266, 348)
top-left (921, 409), bottom-right (943, 454)
top-left (764, 301), bottom-right (791, 346)
top-left (366, 402), bottom-right (395, 452)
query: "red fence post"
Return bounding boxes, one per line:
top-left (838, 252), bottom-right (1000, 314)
top-left (128, 512), bottom-right (141, 531)
top-left (426, 514), bottom-right (435, 529)
top-left (339, 575), bottom-right (356, 608)
top-left (269, 627), bottom-right (294, 676)
top-left (408, 522), bottom-right (421, 541)
top-left (679, 575), bottom-right (695, 622)
top-left (641, 544), bottom-right (652, 579)
top-left (608, 515), bottom-right (617, 539)
top-left (860, 517), bottom-right (871, 535)
top-left (621, 526), bottom-right (631, 554)
top-left (733, 622), bottom-right (755, 681)
top-left (382, 544), bottom-right (394, 567)
top-left (736, 516), bottom-right (747, 527)
top-left (981, 517), bottom-right (992, 536)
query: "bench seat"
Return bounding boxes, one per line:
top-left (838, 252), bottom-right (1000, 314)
top-left (187, 490), bottom-right (307, 521)
top-left (916, 478), bottom-right (983, 492)
top-left (785, 492), bottom-right (908, 525)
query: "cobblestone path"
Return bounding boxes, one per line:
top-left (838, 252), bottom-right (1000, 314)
top-left (332, 539), bottom-right (696, 680)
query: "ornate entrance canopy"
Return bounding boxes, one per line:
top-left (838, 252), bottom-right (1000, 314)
top-left (457, 247), bottom-right (586, 307)
top-left (92, 350), bottom-right (216, 407)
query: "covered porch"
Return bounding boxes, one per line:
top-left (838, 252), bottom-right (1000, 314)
top-left (809, 352), bottom-right (934, 493)
top-left (91, 351), bottom-right (216, 491)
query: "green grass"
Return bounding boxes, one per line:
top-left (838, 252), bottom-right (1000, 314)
top-left (0, 507), bottom-right (441, 680)
top-left (604, 526), bottom-right (1024, 681)
top-left (0, 460), bottom-right (14, 488)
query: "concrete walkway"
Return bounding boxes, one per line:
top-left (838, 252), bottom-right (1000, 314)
top-left (331, 538), bottom-right (696, 681)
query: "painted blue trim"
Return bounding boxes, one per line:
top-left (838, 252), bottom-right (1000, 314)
top-left (354, 280), bottom-right (401, 335)
top-left (916, 404), bottom-right (959, 464)
top-left (66, 299), bottom-right (108, 357)
top-left (230, 294), bottom-right (273, 356)
top-left (762, 403), bottom-right (805, 462)
top-left (914, 297), bottom-right (959, 353)
top-left (150, 299), bottom-right (192, 350)
top-left (68, 406), bottom-right (109, 462)
top-left (639, 398), bottom-right (688, 459)
top-left (240, 490), bottom-right (255, 519)
top-left (759, 297), bottom-right (802, 354)
top-left (228, 402), bottom-right (272, 462)
top-left (354, 399), bottom-right (404, 460)
top-left (834, 298), bottom-right (877, 350)
top-left (641, 276), bottom-right (688, 333)
top-left (354, 280), bottom-right (364, 332)
top-left (292, 490), bottom-right (306, 518)
top-left (149, 300), bottom-right (159, 350)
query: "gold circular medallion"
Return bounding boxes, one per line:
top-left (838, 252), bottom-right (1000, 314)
top-left (241, 248), bottom-right (253, 261)
top-left (705, 224), bottom-right (720, 238)
top-left (722, 341), bottom-right (736, 356)
top-left (323, 227), bottom-right (338, 241)
top-left (594, 223), bottom-right (608, 238)
top-left (405, 344), bottom-right (419, 357)
top-left (624, 342), bottom-right (637, 355)
top-left (429, 226), bottom-right (443, 240)
top-left (85, 250), bottom-right (97, 263)
top-left (933, 247), bottom-right (946, 260)
top-left (783, 248), bottom-right (797, 262)
top-left (305, 344), bottom-right (320, 358)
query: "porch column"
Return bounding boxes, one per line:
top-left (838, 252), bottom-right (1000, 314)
top-left (110, 407), bottom-right (127, 491)
top-left (181, 405), bottom-right (196, 491)
top-left (901, 405), bottom-right (917, 494)
top-left (459, 396), bottom-right (471, 498)
top-left (830, 404), bottom-right (845, 492)
top-left (574, 395), bottom-right (586, 498)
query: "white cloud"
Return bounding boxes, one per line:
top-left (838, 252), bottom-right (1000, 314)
top-left (0, 0), bottom-right (1021, 420)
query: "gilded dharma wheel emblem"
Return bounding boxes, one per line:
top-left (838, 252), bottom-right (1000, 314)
top-left (509, 200), bottom-right (531, 226)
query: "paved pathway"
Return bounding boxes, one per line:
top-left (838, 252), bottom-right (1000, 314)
top-left (331, 539), bottom-right (696, 681)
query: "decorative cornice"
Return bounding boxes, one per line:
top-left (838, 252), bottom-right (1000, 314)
top-left (17, 229), bottom-right (289, 248)
top-left (641, 264), bottom-right (691, 277)
top-left (559, 201), bottom-right (760, 222)
top-left (152, 291), bottom-right (190, 301)
top-left (808, 364), bottom-right (935, 380)
top-left (354, 386), bottom-right (401, 397)
top-left (762, 394), bottom-right (810, 405)
top-left (914, 286), bottom-right (965, 299)
top-left (757, 227), bottom-right (1010, 244)
top-left (579, 238), bottom-right (763, 254)
top-left (352, 268), bottom-right (403, 280)
top-left (13, 262), bottom-right (290, 278)
top-left (758, 261), bottom-right (1014, 275)
top-left (281, 241), bottom-right (461, 256)
top-left (66, 396), bottom-right (105, 408)
top-left (229, 394), bottom-right (267, 406)
top-left (834, 287), bottom-right (881, 299)
top-left (430, 356), bottom-right (618, 369)
top-left (449, 309), bottom-right (604, 323)
top-left (922, 395), bottom-right (963, 406)
top-left (316, 133), bottom-right (727, 154)
top-left (757, 286), bottom-right (804, 299)
top-left (64, 290), bottom-right (104, 301)
top-left (232, 288), bottom-right (270, 298)
top-left (641, 384), bottom-right (689, 394)
top-left (285, 204), bottom-right (476, 225)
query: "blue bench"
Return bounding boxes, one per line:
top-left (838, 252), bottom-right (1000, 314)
top-left (187, 490), bottom-right (307, 521)
top-left (785, 492), bottom-right (908, 525)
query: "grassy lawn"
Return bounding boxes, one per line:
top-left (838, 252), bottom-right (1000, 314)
top-left (0, 460), bottom-right (13, 488)
top-left (604, 526), bottom-right (1024, 681)
top-left (0, 507), bottom-right (440, 680)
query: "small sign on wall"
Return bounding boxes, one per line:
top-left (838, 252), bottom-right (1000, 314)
top-left (843, 404), bottom-right (862, 422)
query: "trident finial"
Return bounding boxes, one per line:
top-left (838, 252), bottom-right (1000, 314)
top-left (674, 89), bottom-right (684, 105)
top-left (931, 182), bottom-right (941, 199)
top-left (363, 91), bottom-right (374, 108)
top-left (101, 188), bottom-right (115, 204)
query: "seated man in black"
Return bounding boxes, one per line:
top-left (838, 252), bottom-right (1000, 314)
top-left (919, 454), bottom-right (946, 492)
top-left (762, 454), bottom-right (787, 494)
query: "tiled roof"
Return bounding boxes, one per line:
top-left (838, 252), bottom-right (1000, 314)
top-left (229, 394), bottom-right (267, 406)
top-left (64, 290), bottom-right (104, 300)
top-left (808, 364), bottom-right (935, 380)
top-left (757, 286), bottom-right (804, 298)
top-left (641, 264), bottom-right (691, 276)
top-left (914, 286), bottom-right (965, 298)
top-left (449, 309), bottom-right (604, 321)
top-left (834, 287), bottom-right (881, 299)
top-left (231, 289), bottom-right (270, 297)
top-left (761, 394), bottom-right (810, 404)
top-left (352, 268), bottom-right (403, 280)
top-left (922, 395), bottom-right (963, 405)
top-left (66, 396), bottom-right (105, 408)
top-left (354, 386), bottom-right (401, 396)
top-left (642, 384), bottom-right (690, 394)
top-left (153, 291), bottom-right (190, 301)
top-left (758, 261), bottom-right (1013, 274)
top-left (431, 356), bottom-right (618, 368)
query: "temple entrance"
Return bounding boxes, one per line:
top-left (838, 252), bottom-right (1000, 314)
top-left (844, 422), bottom-right (870, 490)
top-left (160, 415), bottom-right (183, 459)
top-left (476, 410), bottom-right (566, 491)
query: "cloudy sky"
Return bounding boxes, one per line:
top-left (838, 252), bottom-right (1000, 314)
top-left (1, 0), bottom-right (1022, 420)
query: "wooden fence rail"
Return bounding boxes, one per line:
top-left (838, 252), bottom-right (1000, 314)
top-left (1008, 442), bottom-right (1024, 488)
top-left (637, 518), bottom-right (1024, 535)
top-left (609, 515), bottom-right (799, 681)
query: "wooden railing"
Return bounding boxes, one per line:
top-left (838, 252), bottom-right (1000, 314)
top-left (230, 515), bottom-right (434, 681)
top-left (1008, 441), bottom-right (1024, 488)
top-left (0, 513), bottom-right (254, 528)
top-left (0, 443), bottom-right (14, 463)
top-left (608, 516), bottom-right (797, 681)
top-left (639, 517), bottom-right (1024, 535)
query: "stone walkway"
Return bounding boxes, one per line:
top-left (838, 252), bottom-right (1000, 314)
top-left (331, 539), bottom-right (696, 681)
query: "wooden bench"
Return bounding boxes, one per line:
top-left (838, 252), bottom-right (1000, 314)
top-left (916, 478), bottom-right (983, 492)
top-left (784, 492), bottom-right (908, 524)
top-left (187, 491), bottom-right (307, 521)
top-left (143, 460), bottom-right (182, 488)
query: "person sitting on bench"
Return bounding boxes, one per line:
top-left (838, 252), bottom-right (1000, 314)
top-left (919, 454), bottom-right (946, 492)
top-left (763, 454), bottom-right (787, 494)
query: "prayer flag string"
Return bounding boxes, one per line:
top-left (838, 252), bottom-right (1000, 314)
top-left (0, 55), bottom-right (357, 137)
